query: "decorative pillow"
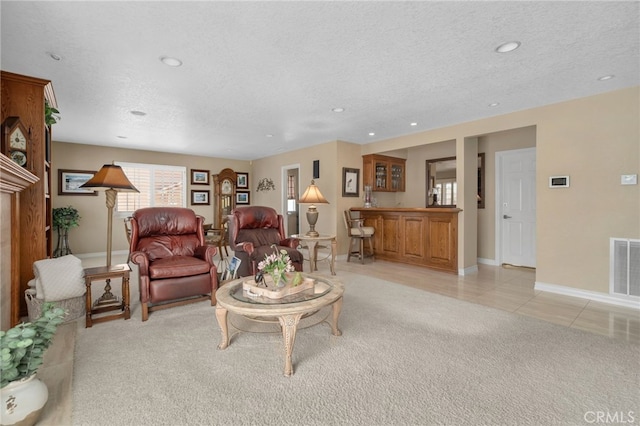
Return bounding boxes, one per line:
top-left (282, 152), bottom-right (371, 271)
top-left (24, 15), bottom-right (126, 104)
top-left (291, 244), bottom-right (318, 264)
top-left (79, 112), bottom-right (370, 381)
top-left (33, 255), bottom-right (85, 302)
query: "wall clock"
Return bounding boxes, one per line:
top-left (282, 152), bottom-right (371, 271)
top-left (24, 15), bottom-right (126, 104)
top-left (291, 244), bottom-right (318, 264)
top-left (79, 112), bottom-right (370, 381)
top-left (1, 116), bottom-right (30, 169)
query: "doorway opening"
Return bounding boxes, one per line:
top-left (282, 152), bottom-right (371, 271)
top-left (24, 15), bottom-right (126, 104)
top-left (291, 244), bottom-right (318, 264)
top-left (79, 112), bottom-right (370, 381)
top-left (282, 165), bottom-right (300, 236)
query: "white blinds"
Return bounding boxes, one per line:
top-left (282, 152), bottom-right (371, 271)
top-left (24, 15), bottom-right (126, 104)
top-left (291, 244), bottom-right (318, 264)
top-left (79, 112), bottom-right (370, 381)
top-left (115, 162), bottom-right (186, 213)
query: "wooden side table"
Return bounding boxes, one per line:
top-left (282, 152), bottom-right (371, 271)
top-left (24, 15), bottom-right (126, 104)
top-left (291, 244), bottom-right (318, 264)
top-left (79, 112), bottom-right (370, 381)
top-left (84, 264), bottom-right (131, 328)
top-left (291, 234), bottom-right (337, 275)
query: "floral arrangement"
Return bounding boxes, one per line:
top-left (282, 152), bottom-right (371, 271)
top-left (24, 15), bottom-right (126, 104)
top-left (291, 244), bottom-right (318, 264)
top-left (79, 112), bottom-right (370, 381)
top-left (258, 245), bottom-right (295, 286)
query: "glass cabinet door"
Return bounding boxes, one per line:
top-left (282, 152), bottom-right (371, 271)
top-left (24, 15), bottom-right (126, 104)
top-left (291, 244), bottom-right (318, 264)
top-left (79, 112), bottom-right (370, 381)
top-left (375, 161), bottom-right (387, 190)
top-left (390, 163), bottom-right (404, 191)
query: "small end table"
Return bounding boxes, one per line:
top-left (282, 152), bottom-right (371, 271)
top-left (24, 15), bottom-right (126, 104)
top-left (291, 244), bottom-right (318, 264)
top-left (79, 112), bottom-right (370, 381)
top-left (84, 264), bottom-right (131, 327)
top-left (291, 234), bottom-right (337, 275)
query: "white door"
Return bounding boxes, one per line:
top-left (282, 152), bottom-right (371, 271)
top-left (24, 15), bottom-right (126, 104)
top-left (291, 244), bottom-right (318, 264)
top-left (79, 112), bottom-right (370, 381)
top-left (497, 148), bottom-right (536, 267)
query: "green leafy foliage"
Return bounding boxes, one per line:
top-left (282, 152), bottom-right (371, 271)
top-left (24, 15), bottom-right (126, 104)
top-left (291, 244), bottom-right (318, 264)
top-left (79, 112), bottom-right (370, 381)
top-left (52, 206), bottom-right (81, 230)
top-left (45, 100), bottom-right (61, 126)
top-left (0, 303), bottom-right (66, 388)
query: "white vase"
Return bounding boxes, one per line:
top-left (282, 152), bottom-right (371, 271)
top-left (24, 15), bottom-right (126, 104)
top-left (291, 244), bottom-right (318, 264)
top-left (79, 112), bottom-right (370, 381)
top-left (1, 374), bottom-right (48, 426)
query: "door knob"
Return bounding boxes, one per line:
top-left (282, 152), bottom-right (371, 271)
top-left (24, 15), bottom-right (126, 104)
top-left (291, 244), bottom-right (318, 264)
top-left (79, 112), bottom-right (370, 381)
top-left (503, 215), bottom-right (512, 219)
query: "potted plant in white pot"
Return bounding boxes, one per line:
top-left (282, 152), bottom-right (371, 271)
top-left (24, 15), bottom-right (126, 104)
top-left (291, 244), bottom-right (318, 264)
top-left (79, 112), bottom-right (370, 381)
top-left (1, 303), bottom-right (66, 426)
top-left (52, 206), bottom-right (80, 257)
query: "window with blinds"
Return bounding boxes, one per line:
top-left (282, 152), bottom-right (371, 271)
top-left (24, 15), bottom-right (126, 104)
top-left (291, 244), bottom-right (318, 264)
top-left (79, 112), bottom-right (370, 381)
top-left (115, 162), bottom-right (187, 213)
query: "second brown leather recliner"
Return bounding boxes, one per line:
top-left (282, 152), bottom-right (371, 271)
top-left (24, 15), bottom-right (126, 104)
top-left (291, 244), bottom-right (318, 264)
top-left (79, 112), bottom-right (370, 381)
top-left (229, 206), bottom-right (304, 277)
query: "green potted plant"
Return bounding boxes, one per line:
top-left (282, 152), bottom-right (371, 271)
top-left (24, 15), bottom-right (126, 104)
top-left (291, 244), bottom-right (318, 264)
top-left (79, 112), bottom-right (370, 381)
top-left (52, 206), bottom-right (80, 257)
top-left (0, 303), bottom-right (66, 425)
top-left (44, 100), bottom-right (60, 126)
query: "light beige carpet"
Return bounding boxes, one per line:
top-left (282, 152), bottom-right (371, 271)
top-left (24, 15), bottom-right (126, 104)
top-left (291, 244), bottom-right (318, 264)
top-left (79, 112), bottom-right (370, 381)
top-left (71, 272), bottom-right (640, 425)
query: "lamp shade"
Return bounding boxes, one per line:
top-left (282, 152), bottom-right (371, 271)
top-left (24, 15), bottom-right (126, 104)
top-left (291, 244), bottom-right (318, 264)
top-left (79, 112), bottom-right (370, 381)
top-left (299, 180), bottom-right (328, 204)
top-left (80, 164), bottom-right (139, 192)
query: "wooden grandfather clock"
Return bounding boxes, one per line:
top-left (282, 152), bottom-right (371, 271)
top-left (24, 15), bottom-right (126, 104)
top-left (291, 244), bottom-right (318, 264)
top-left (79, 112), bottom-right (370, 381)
top-left (213, 168), bottom-right (237, 229)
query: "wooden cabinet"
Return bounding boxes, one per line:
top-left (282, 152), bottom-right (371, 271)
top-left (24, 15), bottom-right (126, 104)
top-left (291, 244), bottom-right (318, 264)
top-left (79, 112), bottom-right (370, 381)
top-left (352, 207), bottom-right (460, 273)
top-left (1, 71), bottom-right (57, 322)
top-left (362, 154), bottom-right (406, 192)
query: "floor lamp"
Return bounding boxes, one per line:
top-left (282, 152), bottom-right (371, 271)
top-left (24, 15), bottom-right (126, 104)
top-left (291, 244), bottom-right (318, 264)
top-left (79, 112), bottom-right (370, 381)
top-left (80, 163), bottom-right (138, 306)
top-left (299, 180), bottom-right (329, 237)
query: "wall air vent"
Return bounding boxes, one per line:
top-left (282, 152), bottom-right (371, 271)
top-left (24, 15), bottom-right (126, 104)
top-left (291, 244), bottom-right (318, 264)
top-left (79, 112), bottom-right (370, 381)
top-left (610, 238), bottom-right (640, 298)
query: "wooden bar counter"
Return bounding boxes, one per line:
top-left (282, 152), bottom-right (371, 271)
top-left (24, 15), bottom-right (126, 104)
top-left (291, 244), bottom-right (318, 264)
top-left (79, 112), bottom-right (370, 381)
top-left (350, 207), bottom-right (461, 274)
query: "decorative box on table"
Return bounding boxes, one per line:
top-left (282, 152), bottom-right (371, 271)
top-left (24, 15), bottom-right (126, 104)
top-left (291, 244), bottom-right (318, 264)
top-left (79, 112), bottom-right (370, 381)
top-left (242, 274), bottom-right (315, 299)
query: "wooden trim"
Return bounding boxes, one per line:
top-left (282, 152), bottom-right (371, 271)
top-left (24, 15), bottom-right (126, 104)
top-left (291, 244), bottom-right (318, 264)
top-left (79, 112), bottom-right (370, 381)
top-left (0, 154), bottom-right (39, 193)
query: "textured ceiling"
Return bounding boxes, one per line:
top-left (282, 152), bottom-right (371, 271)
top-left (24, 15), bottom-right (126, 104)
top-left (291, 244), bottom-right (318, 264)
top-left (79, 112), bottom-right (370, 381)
top-left (1, 1), bottom-right (638, 161)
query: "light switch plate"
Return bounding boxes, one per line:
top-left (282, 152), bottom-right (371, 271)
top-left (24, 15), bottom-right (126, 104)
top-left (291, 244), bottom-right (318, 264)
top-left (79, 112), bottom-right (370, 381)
top-left (621, 174), bottom-right (637, 185)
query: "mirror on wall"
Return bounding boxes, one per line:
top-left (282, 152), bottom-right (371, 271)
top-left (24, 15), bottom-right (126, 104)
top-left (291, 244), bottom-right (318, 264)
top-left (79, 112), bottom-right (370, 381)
top-left (426, 153), bottom-right (485, 208)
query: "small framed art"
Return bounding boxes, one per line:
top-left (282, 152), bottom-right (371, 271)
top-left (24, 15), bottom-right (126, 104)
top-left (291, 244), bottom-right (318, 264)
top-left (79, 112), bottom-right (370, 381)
top-left (58, 169), bottom-right (98, 196)
top-left (191, 169), bottom-right (210, 185)
top-left (191, 190), bottom-right (210, 205)
top-left (236, 191), bottom-right (250, 205)
top-left (342, 167), bottom-right (360, 197)
top-left (237, 172), bottom-right (249, 189)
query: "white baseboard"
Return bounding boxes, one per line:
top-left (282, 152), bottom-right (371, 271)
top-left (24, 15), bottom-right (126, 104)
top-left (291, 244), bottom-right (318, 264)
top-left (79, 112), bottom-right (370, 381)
top-left (478, 258), bottom-right (498, 266)
top-left (535, 281), bottom-right (640, 310)
top-left (74, 250), bottom-right (129, 260)
top-left (458, 265), bottom-right (478, 276)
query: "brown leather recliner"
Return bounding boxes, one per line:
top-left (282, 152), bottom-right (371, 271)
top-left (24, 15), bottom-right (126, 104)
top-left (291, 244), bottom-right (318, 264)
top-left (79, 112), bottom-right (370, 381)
top-left (229, 206), bottom-right (303, 277)
top-left (129, 207), bottom-right (218, 321)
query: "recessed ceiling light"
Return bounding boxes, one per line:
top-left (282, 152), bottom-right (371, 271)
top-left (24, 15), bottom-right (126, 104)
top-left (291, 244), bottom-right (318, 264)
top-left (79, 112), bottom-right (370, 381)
top-left (160, 56), bottom-right (183, 67)
top-left (410, 122), bottom-right (418, 126)
top-left (368, 132), bottom-right (375, 136)
top-left (598, 75), bottom-right (615, 81)
top-left (130, 110), bottom-right (147, 116)
top-left (332, 107), bottom-right (345, 113)
top-left (266, 134), bottom-right (273, 138)
top-left (488, 102), bottom-right (500, 107)
top-left (495, 41), bottom-right (521, 53)
top-left (47, 52), bottom-right (62, 61)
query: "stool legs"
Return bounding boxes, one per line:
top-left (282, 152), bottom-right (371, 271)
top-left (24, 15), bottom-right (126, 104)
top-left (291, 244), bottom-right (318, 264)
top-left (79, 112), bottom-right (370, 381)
top-left (347, 236), bottom-right (374, 263)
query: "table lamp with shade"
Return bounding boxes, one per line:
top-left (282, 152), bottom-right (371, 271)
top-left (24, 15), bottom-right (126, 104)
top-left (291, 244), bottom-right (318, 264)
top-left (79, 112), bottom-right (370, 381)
top-left (299, 180), bottom-right (328, 237)
top-left (80, 163), bottom-right (139, 306)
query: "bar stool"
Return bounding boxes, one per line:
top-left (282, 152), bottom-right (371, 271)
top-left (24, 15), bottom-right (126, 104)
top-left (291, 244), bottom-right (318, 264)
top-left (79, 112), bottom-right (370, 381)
top-left (343, 210), bottom-right (375, 263)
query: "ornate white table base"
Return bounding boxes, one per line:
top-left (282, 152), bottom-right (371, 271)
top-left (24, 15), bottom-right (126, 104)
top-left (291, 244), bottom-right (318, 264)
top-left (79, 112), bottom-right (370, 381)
top-left (215, 275), bottom-right (343, 376)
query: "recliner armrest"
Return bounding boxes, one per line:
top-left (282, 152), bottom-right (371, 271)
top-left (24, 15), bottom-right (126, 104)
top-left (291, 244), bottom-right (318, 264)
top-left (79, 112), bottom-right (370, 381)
top-left (130, 251), bottom-right (150, 276)
top-left (194, 245), bottom-right (218, 266)
top-left (280, 238), bottom-right (299, 249)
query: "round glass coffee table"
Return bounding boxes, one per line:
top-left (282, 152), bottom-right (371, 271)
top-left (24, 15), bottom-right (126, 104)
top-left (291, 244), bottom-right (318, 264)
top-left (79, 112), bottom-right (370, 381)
top-left (215, 273), bottom-right (344, 376)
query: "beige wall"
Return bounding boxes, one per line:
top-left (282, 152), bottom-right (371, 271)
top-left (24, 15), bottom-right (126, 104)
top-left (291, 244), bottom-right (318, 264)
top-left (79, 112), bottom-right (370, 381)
top-left (238, 139), bottom-right (367, 254)
top-left (363, 87), bottom-right (639, 292)
top-left (53, 142), bottom-right (250, 255)
top-left (50, 86), bottom-right (639, 295)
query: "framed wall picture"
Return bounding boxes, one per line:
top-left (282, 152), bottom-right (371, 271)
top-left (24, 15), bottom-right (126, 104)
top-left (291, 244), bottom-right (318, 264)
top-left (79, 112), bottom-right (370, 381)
top-left (191, 190), bottom-right (210, 205)
top-left (237, 172), bottom-right (248, 189)
top-left (236, 191), bottom-right (250, 205)
top-left (58, 169), bottom-right (98, 195)
top-left (342, 167), bottom-right (360, 197)
top-left (191, 169), bottom-right (210, 185)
